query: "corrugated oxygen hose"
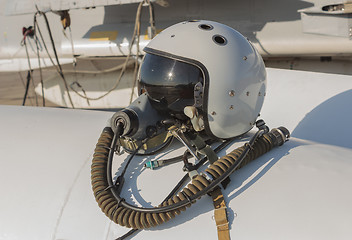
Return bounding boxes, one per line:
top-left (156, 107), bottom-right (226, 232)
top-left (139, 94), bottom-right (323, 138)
top-left (91, 127), bottom-right (289, 229)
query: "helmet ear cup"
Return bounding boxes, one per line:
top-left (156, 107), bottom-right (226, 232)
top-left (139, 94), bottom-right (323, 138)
top-left (144, 20), bottom-right (267, 139)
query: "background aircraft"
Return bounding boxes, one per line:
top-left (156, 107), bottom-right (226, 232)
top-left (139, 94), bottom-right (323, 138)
top-left (1, 0), bottom-right (352, 108)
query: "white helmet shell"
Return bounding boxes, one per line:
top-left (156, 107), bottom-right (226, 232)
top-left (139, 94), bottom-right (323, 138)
top-left (143, 20), bottom-right (267, 139)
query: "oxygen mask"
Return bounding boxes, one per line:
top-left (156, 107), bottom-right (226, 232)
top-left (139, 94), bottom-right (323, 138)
top-left (110, 92), bottom-right (176, 155)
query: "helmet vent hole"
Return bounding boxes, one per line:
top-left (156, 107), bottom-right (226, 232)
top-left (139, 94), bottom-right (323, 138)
top-left (199, 24), bottom-right (213, 30)
top-left (213, 35), bottom-right (227, 45)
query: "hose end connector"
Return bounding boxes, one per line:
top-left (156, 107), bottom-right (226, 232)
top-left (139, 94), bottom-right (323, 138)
top-left (144, 160), bottom-right (159, 170)
top-left (267, 127), bottom-right (290, 147)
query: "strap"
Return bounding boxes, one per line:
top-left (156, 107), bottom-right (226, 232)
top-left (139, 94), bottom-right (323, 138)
top-left (186, 132), bottom-right (218, 163)
top-left (187, 132), bottom-right (231, 188)
top-left (210, 187), bottom-right (231, 240)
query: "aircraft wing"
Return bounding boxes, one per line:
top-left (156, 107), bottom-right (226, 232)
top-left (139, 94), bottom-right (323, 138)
top-left (0, 68), bottom-right (352, 239)
top-left (4, 0), bottom-right (153, 15)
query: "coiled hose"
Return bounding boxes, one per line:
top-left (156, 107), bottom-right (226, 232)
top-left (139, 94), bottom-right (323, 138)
top-left (91, 127), bottom-right (289, 229)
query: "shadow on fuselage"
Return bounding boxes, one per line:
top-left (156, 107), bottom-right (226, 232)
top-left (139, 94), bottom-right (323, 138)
top-left (292, 89), bottom-right (352, 149)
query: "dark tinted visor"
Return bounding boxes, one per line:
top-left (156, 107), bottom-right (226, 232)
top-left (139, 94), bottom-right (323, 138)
top-left (138, 53), bottom-right (203, 113)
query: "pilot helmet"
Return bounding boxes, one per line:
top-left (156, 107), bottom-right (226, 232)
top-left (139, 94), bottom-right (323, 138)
top-left (138, 20), bottom-right (267, 139)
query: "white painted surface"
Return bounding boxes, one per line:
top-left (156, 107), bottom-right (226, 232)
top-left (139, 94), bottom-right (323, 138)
top-left (0, 68), bottom-right (351, 239)
top-left (0, 106), bottom-right (113, 240)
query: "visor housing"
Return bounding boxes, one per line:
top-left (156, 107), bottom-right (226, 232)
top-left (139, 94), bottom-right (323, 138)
top-left (138, 53), bottom-right (203, 115)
